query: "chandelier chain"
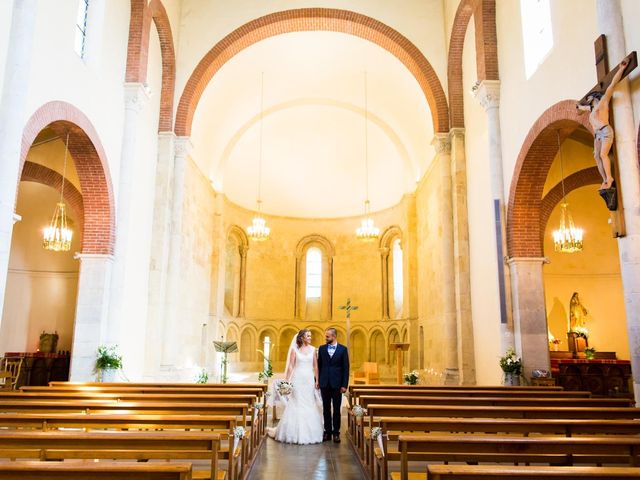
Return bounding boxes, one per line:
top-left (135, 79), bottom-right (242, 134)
top-left (61, 132), bottom-right (70, 203)
top-left (364, 71), bottom-right (370, 205)
top-left (556, 130), bottom-right (567, 202)
top-left (257, 72), bottom-right (265, 206)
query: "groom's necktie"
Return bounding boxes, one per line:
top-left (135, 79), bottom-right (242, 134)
top-left (328, 344), bottom-right (336, 358)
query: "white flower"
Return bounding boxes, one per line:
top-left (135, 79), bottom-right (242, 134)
top-left (352, 405), bottom-right (367, 418)
top-left (233, 426), bottom-right (246, 439)
top-left (370, 427), bottom-right (383, 440)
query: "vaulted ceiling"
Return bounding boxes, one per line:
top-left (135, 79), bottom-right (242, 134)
top-left (190, 31), bottom-right (435, 218)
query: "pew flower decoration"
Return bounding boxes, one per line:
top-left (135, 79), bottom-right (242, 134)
top-left (403, 370), bottom-right (420, 385)
top-left (351, 405), bottom-right (367, 418)
top-left (370, 427), bottom-right (383, 440)
top-left (499, 348), bottom-right (523, 375)
top-left (276, 380), bottom-right (293, 396)
top-left (572, 326), bottom-right (589, 339)
top-left (233, 426), bottom-right (246, 439)
top-left (254, 402), bottom-right (264, 410)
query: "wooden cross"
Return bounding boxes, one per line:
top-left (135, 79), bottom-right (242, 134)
top-left (578, 35), bottom-right (637, 237)
top-left (339, 298), bottom-right (359, 352)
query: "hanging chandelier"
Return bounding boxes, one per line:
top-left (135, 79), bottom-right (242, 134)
top-left (247, 72), bottom-right (270, 242)
top-left (43, 133), bottom-right (73, 252)
top-left (552, 131), bottom-right (583, 253)
top-left (356, 71), bottom-right (380, 242)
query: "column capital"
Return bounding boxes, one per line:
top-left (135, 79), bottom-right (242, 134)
top-left (73, 253), bottom-right (115, 262)
top-left (506, 256), bottom-right (549, 265)
top-left (473, 79), bottom-right (501, 111)
top-left (431, 133), bottom-right (451, 155)
top-left (123, 82), bottom-right (150, 113)
top-left (449, 127), bottom-right (465, 140)
top-left (174, 136), bottom-right (193, 158)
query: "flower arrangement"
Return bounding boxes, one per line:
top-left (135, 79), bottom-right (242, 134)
top-left (254, 402), bottom-right (264, 410)
top-left (351, 405), bottom-right (367, 418)
top-left (403, 370), bottom-right (419, 385)
top-left (195, 368), bottom-right (209, 384)
top-left (499, 348), bottom-right (522, 375)
top-left (257, 349), bottom-right (273, 383)
top-left (233, 426), bottom-right (246, 439)
top-left (276, 380), bottom-right (293, 396)
top-left (571, 326), bottom-right (589, 339)
top-left (95, 345), bottom-right (123, 371)
top-left (370, 427), bottom-right (383, 440)
top-left (584, 347), bottom-right (597, 360)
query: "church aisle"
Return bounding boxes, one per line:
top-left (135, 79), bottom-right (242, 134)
top-left (247, 436), bottom-right (365, 479)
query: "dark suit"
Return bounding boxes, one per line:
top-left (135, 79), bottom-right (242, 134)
top-left (317, 343), bottom-right (349, 435)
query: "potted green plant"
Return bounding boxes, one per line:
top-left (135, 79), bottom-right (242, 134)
top-left (499, 348), bottom-right (523, 386)
top-left (584, 347), bottom-right (597, 360)
top-left (195, 368), bottom-right (209, 384)
top-left (95, 345), bottom-right (123, 382)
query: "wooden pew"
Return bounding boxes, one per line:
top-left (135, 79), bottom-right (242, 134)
top-left (349, 385), bottom-right (565, 395)
top-left (0, 430), bottom-right (228, 480)
top-left (0, 414), bottom-right (243, 480)
top-left (353, 404), bottom-right (640, 463)
top-left (48, 382), bottom-right (267, 391)
top-left (370, 417), bottom-right (640, 480)
top-left (0, 461), bottom-right (194, 480)
top-left (405, 465), bottom-right (640, 480)
top-left (396, 434), bottom-right (640, 480)
top-left (357, 395), bottom-right (632, 408)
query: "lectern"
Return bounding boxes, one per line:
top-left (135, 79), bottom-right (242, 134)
top-left (213, 340), bottom-right (238, 384)
top-left (389, 343), bottom-right (410, 384)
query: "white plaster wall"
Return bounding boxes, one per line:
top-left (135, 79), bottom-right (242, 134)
top-left (497, 0), bottom-right (598, 195)
top-left (0, 182), bottom-right (81, 355)
top-left (23, 0), bottom-right (130, 189)
top-left (0, 0), bottom-right (14, 98)
top-left (460, 19), bottom-right (502, 385)
top-left (620, 0), bottom-right (640, 135)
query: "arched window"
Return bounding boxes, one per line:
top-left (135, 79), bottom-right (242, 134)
top-left (305, 248), bottom-right (322, 299)
top-left (380, 226), bottom-right (404, 319)
top-left (295, 235), bottom-right (334, 321)
top-left (224, 226), bottom-right (248, 318)
top-left (392, 238), bottom-right (404, 318)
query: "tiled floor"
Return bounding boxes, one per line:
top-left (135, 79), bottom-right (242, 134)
top-left (247, 434), bottom-right (366, 480)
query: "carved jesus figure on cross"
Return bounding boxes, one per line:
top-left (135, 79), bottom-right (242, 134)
top-left (339, 298), bottom-right (358, 351)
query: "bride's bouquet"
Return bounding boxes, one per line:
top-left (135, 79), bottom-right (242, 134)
top-left (276, 380), bottom-right (294, 396)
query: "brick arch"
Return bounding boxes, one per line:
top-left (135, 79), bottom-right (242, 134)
top-left (20, 161), bottom-right (84, 220)
top-left (175, 8), bottom-right (449, 136)
top-left (126, 0), bottom-right (176, 132)
top-left (539, 167), bottom-right (601, 238)
top-left (507, 100), bottom-right (592, 258)
top-left (447, 0), bottom-right (498, 128)
top-left (20, 101), bottom-right (115, 255)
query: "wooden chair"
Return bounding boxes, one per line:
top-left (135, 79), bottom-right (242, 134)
top-left (354, 362), bottom-right (381, 385)
top-left (0, 358), bottom-right (22, 391)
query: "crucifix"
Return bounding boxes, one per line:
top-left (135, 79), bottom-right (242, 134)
top-left (339, 298), bottom-right (359, 352)
top-left (577, 35), bottom-right (637, 237)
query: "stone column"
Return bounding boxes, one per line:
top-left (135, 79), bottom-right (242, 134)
top-left (160, 137), bottom-right (193, 369)
top-left (106, 83), bottom-right (149, 378)
top-left (145, 132), bottom-right (176, 377)
top-left (0, 0), bottom-right (38, 331)
top-left (379, 246), bottom-right (390, 320)
top-left (474, 80), bottom-right (514, 353)
top-left (69, 254), bottom-right (114, 380)
top-left (432, 134), bottom-right (459, 384)
top-left (596, 0), bottom-right (640, 403)
top-left (238, 245), bottom-right (248, 318)
top-left (507, 257), bottom-right (550, 378)
top-left (449, 128), bottom-right (476, 385)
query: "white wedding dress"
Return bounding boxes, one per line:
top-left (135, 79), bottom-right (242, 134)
top-left (271, 346), bottom-right (324, 445)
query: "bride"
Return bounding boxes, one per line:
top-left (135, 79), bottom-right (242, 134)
top-left (269, 329), bottom-right (324, 444)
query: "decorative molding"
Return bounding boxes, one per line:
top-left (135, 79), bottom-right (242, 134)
top-left (123, 82), bottom-right (150, 113)
top-left (474, 79), bottom-right (501, 111)
top-left (506, 257), bottom-right (549, 265)
top-left (431, 133), bottom-right (452, 155)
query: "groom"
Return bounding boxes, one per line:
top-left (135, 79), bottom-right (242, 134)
top-left (316, 327), bottom-right (350, 443)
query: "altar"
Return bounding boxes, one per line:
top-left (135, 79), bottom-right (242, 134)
top-left (550, 352), bottom-right (632, 397)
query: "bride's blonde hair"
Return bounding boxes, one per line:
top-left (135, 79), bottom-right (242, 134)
top-left (296, 329), bottom-right (310, 348)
